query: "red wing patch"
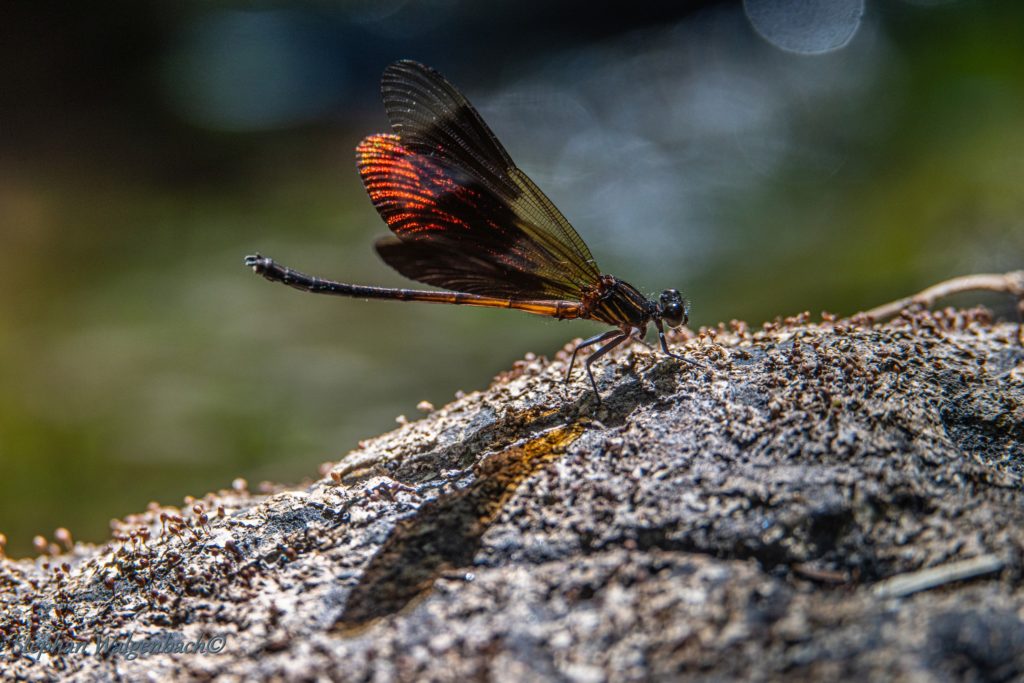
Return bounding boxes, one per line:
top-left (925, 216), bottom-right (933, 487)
top-left (356, 133), bottom-right (590, 300)
top-left (357, 134), bottom-right (481, 237)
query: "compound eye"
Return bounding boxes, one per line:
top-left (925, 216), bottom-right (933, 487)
top-left (659, 289), bottom-right (687, 327)
top-left (662, 302), bottom-right (684, 327)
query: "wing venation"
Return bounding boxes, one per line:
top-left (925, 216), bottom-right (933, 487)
top-left (358, 134), bottom-right (587, 300)
top-left (358, 60), bottom-right (600, 297)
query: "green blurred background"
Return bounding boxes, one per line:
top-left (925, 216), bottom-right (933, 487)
top-left (1, 0), bottom-right (1021, 556)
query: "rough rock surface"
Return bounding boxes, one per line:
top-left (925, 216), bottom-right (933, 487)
top-left (2, 309), bottom-right (1023, 681)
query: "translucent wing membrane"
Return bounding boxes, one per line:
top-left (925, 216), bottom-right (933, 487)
top-left (381, 60), bottom-right (515, 195)
top-left (358, 134), bottom-right (589, 300)
top-left (361, 60), bottom-right (601, 298)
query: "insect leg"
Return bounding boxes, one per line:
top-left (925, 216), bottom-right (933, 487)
top-left (565, 330), bottom-right (621, 385)
top-left (583, 333), bottom-right (629, 403)
top-left (655, 320), bottom-right (707, 369)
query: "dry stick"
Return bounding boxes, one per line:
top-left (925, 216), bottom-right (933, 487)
top-left (856, 270), bottom-right (1024, 343)
top-left (872, 554), bottom-right (1006, 599)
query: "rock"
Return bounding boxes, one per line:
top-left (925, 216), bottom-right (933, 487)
top-left (1, 308), bottom-right (1022, 681)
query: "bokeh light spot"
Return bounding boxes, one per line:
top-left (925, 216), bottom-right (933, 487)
top-left (744, 0), bottom-right (864, 55)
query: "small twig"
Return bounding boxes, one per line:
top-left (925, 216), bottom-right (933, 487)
top-left (859, 270), bottom-right (1024, 321)
top-left (872, 554), bottom-right (1006, 599)
top-left (856, 270), bottom-right (1024, 344)
top-left (792, 562), bottom-right (849, 585)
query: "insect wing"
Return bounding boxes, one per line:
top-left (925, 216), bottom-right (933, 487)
top-left (359, 60), bottom-right (601, 297)
top-left (358, 134), bottom-right (589, 300)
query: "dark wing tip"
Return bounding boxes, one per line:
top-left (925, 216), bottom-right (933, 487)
top-left (385, 59), bottom-right (431, 76)
top-left (382, 60), bottom-right (439, 92)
